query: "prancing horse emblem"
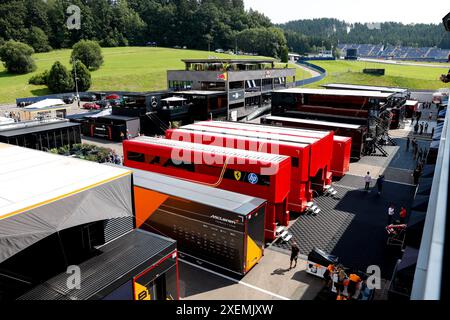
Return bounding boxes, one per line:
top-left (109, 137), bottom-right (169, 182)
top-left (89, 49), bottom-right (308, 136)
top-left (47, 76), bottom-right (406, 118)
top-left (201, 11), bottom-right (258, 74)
top-left (234, 171), bottom-right (242, 181)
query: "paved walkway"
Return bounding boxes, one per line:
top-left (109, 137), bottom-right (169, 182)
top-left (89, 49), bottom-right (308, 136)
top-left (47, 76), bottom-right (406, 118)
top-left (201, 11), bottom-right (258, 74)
top-left (180, 248), bottom-right (323, 300)
top-left (271, 110), bottom-right (438, 287)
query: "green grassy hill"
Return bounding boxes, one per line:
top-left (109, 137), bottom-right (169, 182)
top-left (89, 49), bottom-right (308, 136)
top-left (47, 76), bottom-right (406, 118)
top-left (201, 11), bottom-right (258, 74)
top-left (305, 60), bottom-right (450, 90)
top-left (0, 47), bottom-right (309, 104)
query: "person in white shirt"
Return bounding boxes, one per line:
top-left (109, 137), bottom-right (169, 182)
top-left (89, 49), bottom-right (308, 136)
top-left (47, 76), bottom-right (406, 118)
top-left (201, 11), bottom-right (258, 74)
top-left (364, 172), bottom-right (372, 192)
top-left (388, 205), bottom-right (395, 225)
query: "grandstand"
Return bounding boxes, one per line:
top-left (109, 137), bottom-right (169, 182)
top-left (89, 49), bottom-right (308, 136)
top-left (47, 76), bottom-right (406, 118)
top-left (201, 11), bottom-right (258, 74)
top-left (338, 44), bottom-right (450, 61)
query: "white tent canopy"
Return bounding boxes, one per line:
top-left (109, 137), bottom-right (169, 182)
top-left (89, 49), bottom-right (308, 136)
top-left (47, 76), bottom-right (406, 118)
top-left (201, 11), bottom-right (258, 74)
top-left (24, 99), bottom-right (66, 110)
top-left (0, 144), bottom-right (133, 263)
top-left (161, 97), bottom-right (187, 102)
top-left (0, 117), bottom-right (14, 124)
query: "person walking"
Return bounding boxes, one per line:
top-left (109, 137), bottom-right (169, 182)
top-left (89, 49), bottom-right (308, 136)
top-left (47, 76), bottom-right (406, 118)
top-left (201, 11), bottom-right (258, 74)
top-left (388, 205), bottom-right (395, 225)
top-left (419, 123), bottom-right (424, 135)
top-left (425, 123), bottom-right (429, 134)
top-left (429, 113), bottom-right (433, 121)
top-left (418, 148), bottom-right (423, 162)
top-left (377, 175), bottom-right (385, 196)
top-left (406, 137), bottom-right (410, 151)
top-left (400, 207), bottom-right (407, 224)
top-left (414, 123), bottom-right (419, 135)
top-left (364, 172), bottom-right (372, 192)
top-left (414, 143), bottom-right (419, 160)
top-left (289, 242), bottom-right (300, 270)
top-left (413, 167), bottom-right (421, 185)
top-left (323, 264), bottom-right (335, 290)
top-left (412, 138), bottom-right (417, 153)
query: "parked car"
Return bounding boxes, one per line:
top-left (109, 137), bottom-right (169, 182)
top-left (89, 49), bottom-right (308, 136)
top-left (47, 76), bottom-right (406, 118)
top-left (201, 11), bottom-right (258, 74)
top-left (83, 102), bottom-right (101, 110)
top-left (106, 94), bottom-right (120, 100)
top-left (109, 99), bottom-right (122, 107)
top-left (79, 93), bottom-right (97, 102)
top-left (96, 100), bottom-right (111, 109)
top-left (215, 49), bottom-right (225, 53)
top-left (63, 95), bottom-right (75, 104)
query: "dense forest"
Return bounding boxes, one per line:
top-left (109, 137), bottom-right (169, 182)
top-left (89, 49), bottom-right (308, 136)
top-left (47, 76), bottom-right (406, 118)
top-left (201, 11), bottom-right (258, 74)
top-left (0, 1), bottom-right (449, 59)
top-left (280, 18), bottom-right (450, 54)
top-left (0, 0), bottom-right (289, 59)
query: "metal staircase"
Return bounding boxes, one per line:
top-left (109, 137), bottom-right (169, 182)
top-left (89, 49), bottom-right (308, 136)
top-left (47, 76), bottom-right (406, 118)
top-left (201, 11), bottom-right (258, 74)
top-left (145, 112), bottom-right (169, 135)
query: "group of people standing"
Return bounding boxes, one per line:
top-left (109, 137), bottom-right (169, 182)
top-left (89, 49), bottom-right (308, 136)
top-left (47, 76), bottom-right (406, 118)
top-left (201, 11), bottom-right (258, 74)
top-left (364, 171), bottom-right (385, 196)
top-left (387, 204), bottom-right (408, 225)
top-left (413, 122), bottom-right (429, 135)
top-left (3, 111), bottom-right (21, 122)
top-left (422, 102), bottom-right (433, 109)
top-left (106, 151), bottom-right (123, 165)
top-left (406, 137), bottom-right (427, 185)
top-left (323, 264), bottom-right (363, 300)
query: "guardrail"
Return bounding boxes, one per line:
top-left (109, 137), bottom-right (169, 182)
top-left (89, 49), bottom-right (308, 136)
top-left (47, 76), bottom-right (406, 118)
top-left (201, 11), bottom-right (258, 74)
top-left (294, 61), bottom-right (327, 87)
top-left (411, 102), bottom-right (449, 300)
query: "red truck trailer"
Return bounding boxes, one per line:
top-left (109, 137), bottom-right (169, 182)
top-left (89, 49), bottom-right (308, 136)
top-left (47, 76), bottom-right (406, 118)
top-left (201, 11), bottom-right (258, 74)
top-left (166, 128), bottom-right (311, 213)
top-left (123, 137), bottom-right (291, 241)
top-left (189, 121), bottom-right (334, 191)
top-left (332, 136), bottom-right (352, 177)
top-left (262, 116), bottom-right (361, 161)
top-left (271, 88), bottom-right (394, 133)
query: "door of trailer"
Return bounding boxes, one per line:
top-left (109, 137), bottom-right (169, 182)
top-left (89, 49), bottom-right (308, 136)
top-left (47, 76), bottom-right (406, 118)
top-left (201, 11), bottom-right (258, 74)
top-left (133, 252), bottom-right (178, 301)
top-left (245, 205), bottom-right (265, 273)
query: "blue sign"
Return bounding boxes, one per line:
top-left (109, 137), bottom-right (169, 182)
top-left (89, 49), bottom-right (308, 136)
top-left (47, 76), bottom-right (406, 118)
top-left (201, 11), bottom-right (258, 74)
top-left (247, 173), bottom-right (259, 185)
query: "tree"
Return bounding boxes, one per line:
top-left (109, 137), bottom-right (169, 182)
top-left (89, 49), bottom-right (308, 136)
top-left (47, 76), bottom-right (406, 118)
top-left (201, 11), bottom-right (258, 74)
top-left (72, 60), bottom-right (91, 92)
top-left (0, 40), bottom-right (36, 74)
top-left (71, 40), bottom-right (104, 70)
top-left (280, 45), bottom-right (289, 63)
top-left (29, 70), bottom-right (49, 85)
top-left (47, 61), bottom-right (74, 93)
top-left (236, 27), bottom-right (287, 58)
top-left (27, 27), bottom-right (52, 53)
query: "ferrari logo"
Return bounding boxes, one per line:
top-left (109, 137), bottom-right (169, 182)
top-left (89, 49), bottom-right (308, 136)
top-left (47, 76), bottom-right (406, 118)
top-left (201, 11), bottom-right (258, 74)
top-left (234, 171), bottom-right (242, 181)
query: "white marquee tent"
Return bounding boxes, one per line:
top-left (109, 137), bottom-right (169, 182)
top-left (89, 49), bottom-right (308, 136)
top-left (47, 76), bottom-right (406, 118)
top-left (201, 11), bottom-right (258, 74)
top-left (0, 143), bottom-right (133, 263)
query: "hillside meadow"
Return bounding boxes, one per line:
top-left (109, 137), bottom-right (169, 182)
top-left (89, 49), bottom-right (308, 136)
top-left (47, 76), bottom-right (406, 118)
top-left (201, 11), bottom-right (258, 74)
top-left (0, 47), bottom-right (309, 104)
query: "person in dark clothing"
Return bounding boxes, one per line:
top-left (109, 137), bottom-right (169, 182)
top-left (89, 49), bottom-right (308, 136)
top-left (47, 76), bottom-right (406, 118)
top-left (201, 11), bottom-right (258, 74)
top-left (419, 123), bottom-right (424, 135)
top-left (406, 137), bottom-right (410, 151)
top-left (290, 242), bottom-right (300, 269)
top-left (323, 264), bottom-right (335, 289)
top-left (413, 167), bottom-right (421, 185)
top-left (377, 175), bottom-right (385, 196)
top-left (335, 267), bottom-right (347, 296)
top-left (414, 123), bottom-right (419, 134)
top-left (416, 111), bottom-right (422, 123)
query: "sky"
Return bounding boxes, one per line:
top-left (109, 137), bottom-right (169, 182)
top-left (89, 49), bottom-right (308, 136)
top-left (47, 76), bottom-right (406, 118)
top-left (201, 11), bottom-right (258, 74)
top-left (244, 0), bottom-right (449, 25)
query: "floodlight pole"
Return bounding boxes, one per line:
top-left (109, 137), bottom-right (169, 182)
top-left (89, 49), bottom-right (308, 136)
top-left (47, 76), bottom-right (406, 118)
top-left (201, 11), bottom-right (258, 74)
top-left (72, 58), bottom-right (80, 104)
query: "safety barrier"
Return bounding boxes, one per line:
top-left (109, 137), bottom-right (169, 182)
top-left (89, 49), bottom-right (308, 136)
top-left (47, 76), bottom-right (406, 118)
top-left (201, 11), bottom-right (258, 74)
top-left (294, 61), bottom-right (327, 87)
